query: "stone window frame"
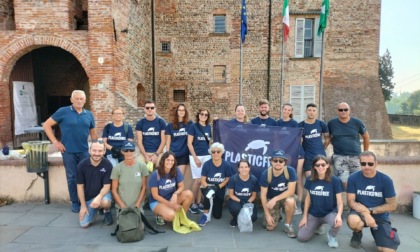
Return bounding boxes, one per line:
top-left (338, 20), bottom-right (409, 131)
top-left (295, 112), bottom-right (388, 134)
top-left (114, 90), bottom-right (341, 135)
top-left (161, 41), bottom-right (171, 53)
top-left (209, 9), bottom-right (231, 36)
top-left (289, 85), bottom-right (315, 121)
top-left (157, 38), bottom-right (173, 56)
top-left (291, 11), bottom-right (322, 58)
top-left (213, 65), bottom-right (227, 83)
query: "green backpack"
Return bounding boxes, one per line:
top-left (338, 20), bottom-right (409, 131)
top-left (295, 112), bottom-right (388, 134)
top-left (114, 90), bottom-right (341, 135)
top-left (114, 207), bottom-right (144, 243)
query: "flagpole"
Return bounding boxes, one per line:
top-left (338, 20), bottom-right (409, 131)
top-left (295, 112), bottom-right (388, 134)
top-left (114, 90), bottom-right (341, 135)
top-left (280, 33), bottom-right (285, 117)
top-left (240, 40), bottom-right (243, 104)
top-left (319, 31), bottom-right (325, 120)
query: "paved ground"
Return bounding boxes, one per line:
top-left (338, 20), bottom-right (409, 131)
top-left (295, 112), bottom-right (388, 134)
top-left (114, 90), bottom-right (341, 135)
top-left (0, 203), bottom-right (419, 252)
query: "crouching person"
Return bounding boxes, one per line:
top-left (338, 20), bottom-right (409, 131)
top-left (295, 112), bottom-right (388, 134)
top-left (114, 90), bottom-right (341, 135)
top-left (149, 151), bottom-right (193, 225)
top-left (77, 140), bottom-right (113, 228)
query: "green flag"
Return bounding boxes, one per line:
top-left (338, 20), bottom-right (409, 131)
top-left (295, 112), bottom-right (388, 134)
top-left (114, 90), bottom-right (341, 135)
top-left (318, 0), bottom-right (330, 36)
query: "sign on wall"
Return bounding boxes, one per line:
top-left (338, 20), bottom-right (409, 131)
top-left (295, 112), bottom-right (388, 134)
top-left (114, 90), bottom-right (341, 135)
top-left (13, 81), bottom-right (38, 135)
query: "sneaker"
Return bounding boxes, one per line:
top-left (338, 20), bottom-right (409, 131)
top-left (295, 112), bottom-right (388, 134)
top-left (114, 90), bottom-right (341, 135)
top-left (294, 207), bottom-right (302, 215)
top-left (156, 215), bottom-right (165, 226)
top-left (284, 223), bottom-right (297, 238)
top-left (71, 202), bottom-right (80, 213)
top-left (230, 217), bottom-right (238, 227)
top-left (198, 203), bottom-right (205, 212)
top-left (350, 231), bottom-right (363, 248)
top-left (189, 203), bottom-right (199, 214)
top-left (315, 225), bottom-right (325, 235)
top-left (343, 204), bottom-right (350, 212)
top-left (327, 231), bottom-right (339, 248)
top-left (198, 214), bottom-right (209, 227)
top-left (103, 211), bottom-right (113, 226)
top-left (98, 209), bottom-right (104, 215)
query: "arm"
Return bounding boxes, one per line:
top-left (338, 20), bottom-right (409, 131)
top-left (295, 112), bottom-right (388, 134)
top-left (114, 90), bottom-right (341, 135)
top-left (77, 184), bottom-right (87, 221)
top-left (228, 188), bottom-right (241, 203)
top-left (188, 135), bottom-right (201, 167)
top-left (165, 135), bottom-right (171, 151)
top-left (103, 138), bottom-right (113, 152)
top-left (111, 179), bottom-right (127, 209)
top-left (372, 196), bottom-right (397, 214)
top-left (261, 186), bottom-right (275, 227)
top-left (361, 131), bottom-right (370, 151)
top-left (89, 128), bottom-right (98, 141)
top-left (135, 176), bottom-right (148, 208)
top-left (156, 130), bottom-right (166, 154)
top-left (43, 117), bottom-right (65, 152)
top-left (90, 184), bottom-right (111, 208)
top-left (248, 191), bottom-right (257, 203)
top-left (323, 133), bottom-right (331, 149)
top-left (334, 192), bottom-right (343, 227)
top-left (218, 177), bottom-right (230, 189)
top-left (201, 176), bottom-right (208, 188)
top-left (299, 191), bottom-right (311, 228)
top-left (272, 181), bottom-right (296, 203)
top-left (136, 130), bottom-right (149, 162)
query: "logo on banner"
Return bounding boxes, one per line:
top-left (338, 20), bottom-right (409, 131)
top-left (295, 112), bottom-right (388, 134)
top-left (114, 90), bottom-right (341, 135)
top-left (244, 140), bottom-right (270, 155)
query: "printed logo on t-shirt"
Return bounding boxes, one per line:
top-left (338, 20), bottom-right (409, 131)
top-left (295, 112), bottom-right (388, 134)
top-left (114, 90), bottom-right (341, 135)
top-left (309, 185), bottom-right (330, 196)
top-left (174, 127), bottom-right (188, 137)
top-left (159, 179), bottom-right (176, 190)
top-left (271, 182), bottom-right (287, 192)
top-left (236, 187), bottom-right (251, 197)
top-left (208, 172), bottom-right (225, 183)
top-left (100, 168), bottom-right (106, 173)
top-left (143, 127), bottom-right (160, 136)
top-left (108, 132), bottom-right (126, 140)
top-left (135, 172), bottom-right (141, 177)
top-left (197, 133), bottom-right (210, 141)
top-left (305, 129), bottom-right (321, 139)
top-left (357, 185), bottom-right (383, 197)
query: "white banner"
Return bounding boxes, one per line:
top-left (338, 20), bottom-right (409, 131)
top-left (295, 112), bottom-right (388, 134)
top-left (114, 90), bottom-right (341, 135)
top-left (13, 81), bottom-right (38, 135)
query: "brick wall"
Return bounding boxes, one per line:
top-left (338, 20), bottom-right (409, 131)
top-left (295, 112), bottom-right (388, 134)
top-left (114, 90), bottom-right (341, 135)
top-left (0, 0), bottom-right (15, 30)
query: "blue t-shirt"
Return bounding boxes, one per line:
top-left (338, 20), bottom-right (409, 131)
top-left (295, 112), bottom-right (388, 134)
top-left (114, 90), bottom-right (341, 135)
top-left (260, 166), bottom-right (297, 199)
top-left (188, 123), bottom-right (211, 156)
top-left (250, 116), bottom-right (278, 126)
top-left (347, 171), bottom-right (396, 221)
top-left (227, 174), bottom-right (260, 201)
top-left (135, 117), bottom-right (166, 152)
top-left (305, 176), bottom-right (344, 217)
top-left (51, 105), bottom-right (95, 153)
top-left (165, 120), bottom-right (192, 157)
top-left (202, 159), bottom-right (233, 199)
top-left (327, 117), bottom-right (367, 156)
top-left (277, 119), bottom-right (299, 128)
top-left (229, 118), bottom-right (247, 124)
top-left (102, 123), bottom-right (134, 155)
top-left (298, 120), bottom-right (329, 159)
top-left (148, 167), bottom-right (184, 203)
top-left (76, 157), bottom-right (112, 201)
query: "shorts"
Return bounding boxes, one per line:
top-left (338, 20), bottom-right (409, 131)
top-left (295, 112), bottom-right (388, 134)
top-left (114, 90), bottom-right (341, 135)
top-left (303, 158), bottom-right (313, 172)
top-left (80, 191), bottom-right (112, 227)
top-left (176, 153), bottom-right (189, 165)
top-left (263, 196), bottom-right (295, 229)
top-left (332, 155), bottom-right (360, 182)
top-left (189, 155), bottom-right (211, 179)
top-left (349, 211), bottom-right (400, 250)
top-left (149, 201), bottom-right (159, 212)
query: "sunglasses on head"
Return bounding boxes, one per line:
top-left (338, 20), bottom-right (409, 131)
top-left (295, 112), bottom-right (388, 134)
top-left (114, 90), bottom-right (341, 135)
top-left (314, 163), bottom-right (327, 168)
top-left (360, 162), bottom-right (374, 167)
top-left (200, 113), bottom-right (209, 117)
top-left (338, 108), bottom-right (349, 112)
top-left (122, 149), bottom-right (135, 152)
top-left (272, 159), bottom-right (285, 163)
top-left (91, 139), bottom-right (104, 144)
top-left (211, 150), bottom-right (221, 154)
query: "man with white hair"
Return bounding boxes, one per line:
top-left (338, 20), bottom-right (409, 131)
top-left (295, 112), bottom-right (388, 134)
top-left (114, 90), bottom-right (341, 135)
top-left (44, 90), bottom-right (97, 213)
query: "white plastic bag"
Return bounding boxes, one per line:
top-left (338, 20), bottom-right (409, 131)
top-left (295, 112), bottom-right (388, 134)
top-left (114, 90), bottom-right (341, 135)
top-left (238, 203), bottom-right (254, 232)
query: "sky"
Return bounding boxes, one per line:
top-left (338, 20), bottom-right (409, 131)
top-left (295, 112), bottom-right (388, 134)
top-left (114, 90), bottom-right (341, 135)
top-left (380, 0), bottom-right (420, 94)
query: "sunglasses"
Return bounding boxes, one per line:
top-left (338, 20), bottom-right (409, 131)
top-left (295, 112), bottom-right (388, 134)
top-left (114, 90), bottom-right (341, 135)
top-left (200, 113), bottom-right (209, 117)
top-left (360, 162), bottom-right (375, 167)
top-left (145, 106), bottom-right (155, 110)
top-left (338, 108), bottom-right (349, 112)
top-left (91, 139), bottom-right (104, 144)
top-left (211, 150), bottom-right (221, 154)
top-left (122, 149), bottom-right (135, 152)
top-left (314, 163), bottom-right (327, 168)
top-left (272, 159), bottom-right (285, 163)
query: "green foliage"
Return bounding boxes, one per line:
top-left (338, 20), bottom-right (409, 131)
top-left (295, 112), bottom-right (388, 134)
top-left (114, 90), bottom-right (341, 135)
top-left (386, 90), bottom-right (420, 115)
top-left (379, 49), bottom-right (395, 101)
top-left (408, 90), bottom-right (420, 115)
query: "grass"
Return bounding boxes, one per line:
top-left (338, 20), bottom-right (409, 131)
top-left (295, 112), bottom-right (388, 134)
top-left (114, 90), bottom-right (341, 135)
top-left (391, 124), bottom-right (420, 141)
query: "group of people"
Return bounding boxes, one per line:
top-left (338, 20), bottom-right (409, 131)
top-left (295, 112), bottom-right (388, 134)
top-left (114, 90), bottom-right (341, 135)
top-left (42, 90), bottom-right (399, 251)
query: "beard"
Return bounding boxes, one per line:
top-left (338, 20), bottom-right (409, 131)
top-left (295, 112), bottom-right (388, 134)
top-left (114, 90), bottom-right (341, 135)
top-left (259, 111), bottom-right (269, 116)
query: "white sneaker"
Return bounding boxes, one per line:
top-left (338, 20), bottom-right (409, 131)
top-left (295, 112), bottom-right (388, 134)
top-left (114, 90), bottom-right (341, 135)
top-left (294, 207), bottom-right (302, 215)
top-left (327, 232), bottom-right (339, 248)
top-left (315, 224), bottom-right (325, 235)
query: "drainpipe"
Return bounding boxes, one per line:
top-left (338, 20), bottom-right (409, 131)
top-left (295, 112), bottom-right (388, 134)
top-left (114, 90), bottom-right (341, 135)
top-left (267, 0), bottom-right (272, 100)
top-left (151, 0), bottom-right (156, 101)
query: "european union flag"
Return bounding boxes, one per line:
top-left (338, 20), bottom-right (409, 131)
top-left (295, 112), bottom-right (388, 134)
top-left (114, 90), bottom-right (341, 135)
top-left (241, 0), bottom-right (247, 43)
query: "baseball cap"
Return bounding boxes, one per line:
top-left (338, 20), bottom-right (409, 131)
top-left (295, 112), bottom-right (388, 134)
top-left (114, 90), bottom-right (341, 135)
top-left (271, 149), bottom-right (288, 160)
top-left (121, 141), bottom-right (135, 150)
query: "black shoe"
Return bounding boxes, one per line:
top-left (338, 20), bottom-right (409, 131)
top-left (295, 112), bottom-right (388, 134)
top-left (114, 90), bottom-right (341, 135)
top-left (103, 211), bottom-right (113, 226)
top-left (230, 217), bottom-right (238, 227)
top-left (350, 231), bottom-right (362, 248)
top-left (98, 209), bottom-right (104, 215)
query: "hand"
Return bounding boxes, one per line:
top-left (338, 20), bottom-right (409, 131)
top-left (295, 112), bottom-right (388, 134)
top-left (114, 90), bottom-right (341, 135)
top-left (240, 199), bottom-right (247, 206)
top-left (194, 157), bottom-right (202, 167)
top-left (265, 214), bottom-right (275, 227)
top-left (364, 214), bottom-right (377, 228)
top-left (215, 184), bottom-right (222, 190)
top-left (79, 206), bottom-right (89, 221)
top-left (150, 154), bottom-right (158, 164)
top-left (170, 201), bottom-right (182, 211)
top-left (334, 215), bottom-right (343, 228)
top-left (111, 147), bottom-right (120, 158)
top-left (54, 141), bottom-right (66, 153)
top-left (89, 196), bottom-right (101, 209)
top-left (266, 199), bottom-right (276, 210)
top-left (298, 216), bottom-right (307, 228)
top-left (134, 202), bottom-right (140, 209)
top-left (170, 194), bottom-right (178, 204)
top-left (354, 202), bottom-right (368, 213)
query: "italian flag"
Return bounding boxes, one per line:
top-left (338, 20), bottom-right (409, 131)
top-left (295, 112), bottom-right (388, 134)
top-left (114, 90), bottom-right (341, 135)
top-left (283, 0), bottom-right (290, 42)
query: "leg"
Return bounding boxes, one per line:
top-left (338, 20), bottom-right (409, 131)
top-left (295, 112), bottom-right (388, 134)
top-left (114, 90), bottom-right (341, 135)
top-left (296, 158), bottom-right (304, 207)
top-left (212, 196), bottom-right (224, 219)
top-left (347, 211), bottom-right (365, 248)
top-left (79, 198), bottom-right (97, 228)
top-left (263, 201), bottom-right (281, 231)
top-left (100, 192), bottom-right (113, 225)
top-left (153, 203), bottom-right (176, 222)
top-left (177, 190), bottom-right (193, 213)
top-left (371, 221), bottom-right (400, 252)
top-left (283, 196), bottom-right (296, 225)
top-left (303, 158), bottom-right (312, 178)
top-left (324, 212), bottom-right (341, 237)
top-left (297, 214), bottom-right (322, 242)
top-left (228, 200), bottom-right (242, 218)
top-left (62, 152), bottom-right (79, 204)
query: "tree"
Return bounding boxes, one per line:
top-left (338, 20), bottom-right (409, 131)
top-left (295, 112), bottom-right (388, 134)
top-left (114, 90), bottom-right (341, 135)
top-left (379, 49), bottom-right (395, 101)
top-left (407, 90), bottom-right (420, 115)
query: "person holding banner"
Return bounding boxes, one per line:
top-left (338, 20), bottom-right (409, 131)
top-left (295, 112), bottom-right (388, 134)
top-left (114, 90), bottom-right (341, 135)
top-left (230, 104), bottom-right (248, 124)
top-left (260, 149), bottom-right (298, 238)
top-left (166, 104), bottom-right (193, 175)
top-left (250, 99), bottom-right (277, 126)
top-left (187, 108), bottom-right (212, 214)
top-left (278, 103), bottom-right (305, 215)
top-left (198, 142), bottom-right (232, 226)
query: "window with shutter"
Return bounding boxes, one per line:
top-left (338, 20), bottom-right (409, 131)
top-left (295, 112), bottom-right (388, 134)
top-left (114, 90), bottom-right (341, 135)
top-left (295, 18), bottom-right (305, 58)
top-left (290, 85), bottom-right (315, 121)
top-left (214, 65), bottom-right (226, 83)
top-left (295, 18), bottom-right (322, 58)
top-left (214, 15), bottom-right (226, 33)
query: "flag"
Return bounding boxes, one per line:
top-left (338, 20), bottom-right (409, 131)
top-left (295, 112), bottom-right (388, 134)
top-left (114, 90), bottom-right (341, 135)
top-left (241, 0), bottom-right (247, 43)
top-left (318, 0), bottom-right (330, 36)
top-left (282, 0), bottom-right (290, 42)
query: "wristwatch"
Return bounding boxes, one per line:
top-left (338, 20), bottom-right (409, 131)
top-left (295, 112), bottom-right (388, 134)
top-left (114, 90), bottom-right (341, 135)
top-left (369, 207), bottom-right (374, 215)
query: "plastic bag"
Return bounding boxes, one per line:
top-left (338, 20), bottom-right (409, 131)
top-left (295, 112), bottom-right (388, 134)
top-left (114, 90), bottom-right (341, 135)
top-left (238, 203), bottom-right (254, 232)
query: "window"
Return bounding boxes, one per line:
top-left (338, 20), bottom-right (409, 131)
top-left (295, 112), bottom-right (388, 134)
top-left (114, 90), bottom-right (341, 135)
top-left (213, 65), bottom-right (226, 83)
top-left (214, 15), bottom-right (226, 33)
top-left (173, 90), bottom-right (185, 102)
top-left (295, 18), bottom-right (321, 58)
top-left (161, 42), bottom-right (171, 53)
top-left (290, 85), bottom-right (315, 122)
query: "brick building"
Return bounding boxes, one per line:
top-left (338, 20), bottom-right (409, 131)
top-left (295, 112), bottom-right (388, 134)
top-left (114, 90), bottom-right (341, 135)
top-left (0, 0), bottom-right (392, 147)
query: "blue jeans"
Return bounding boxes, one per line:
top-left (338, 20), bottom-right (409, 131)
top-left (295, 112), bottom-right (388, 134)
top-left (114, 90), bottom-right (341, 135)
top-left (62, 151), bottom-right (90, 203)
top-left (79, 192), bottom-right (112, 227)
